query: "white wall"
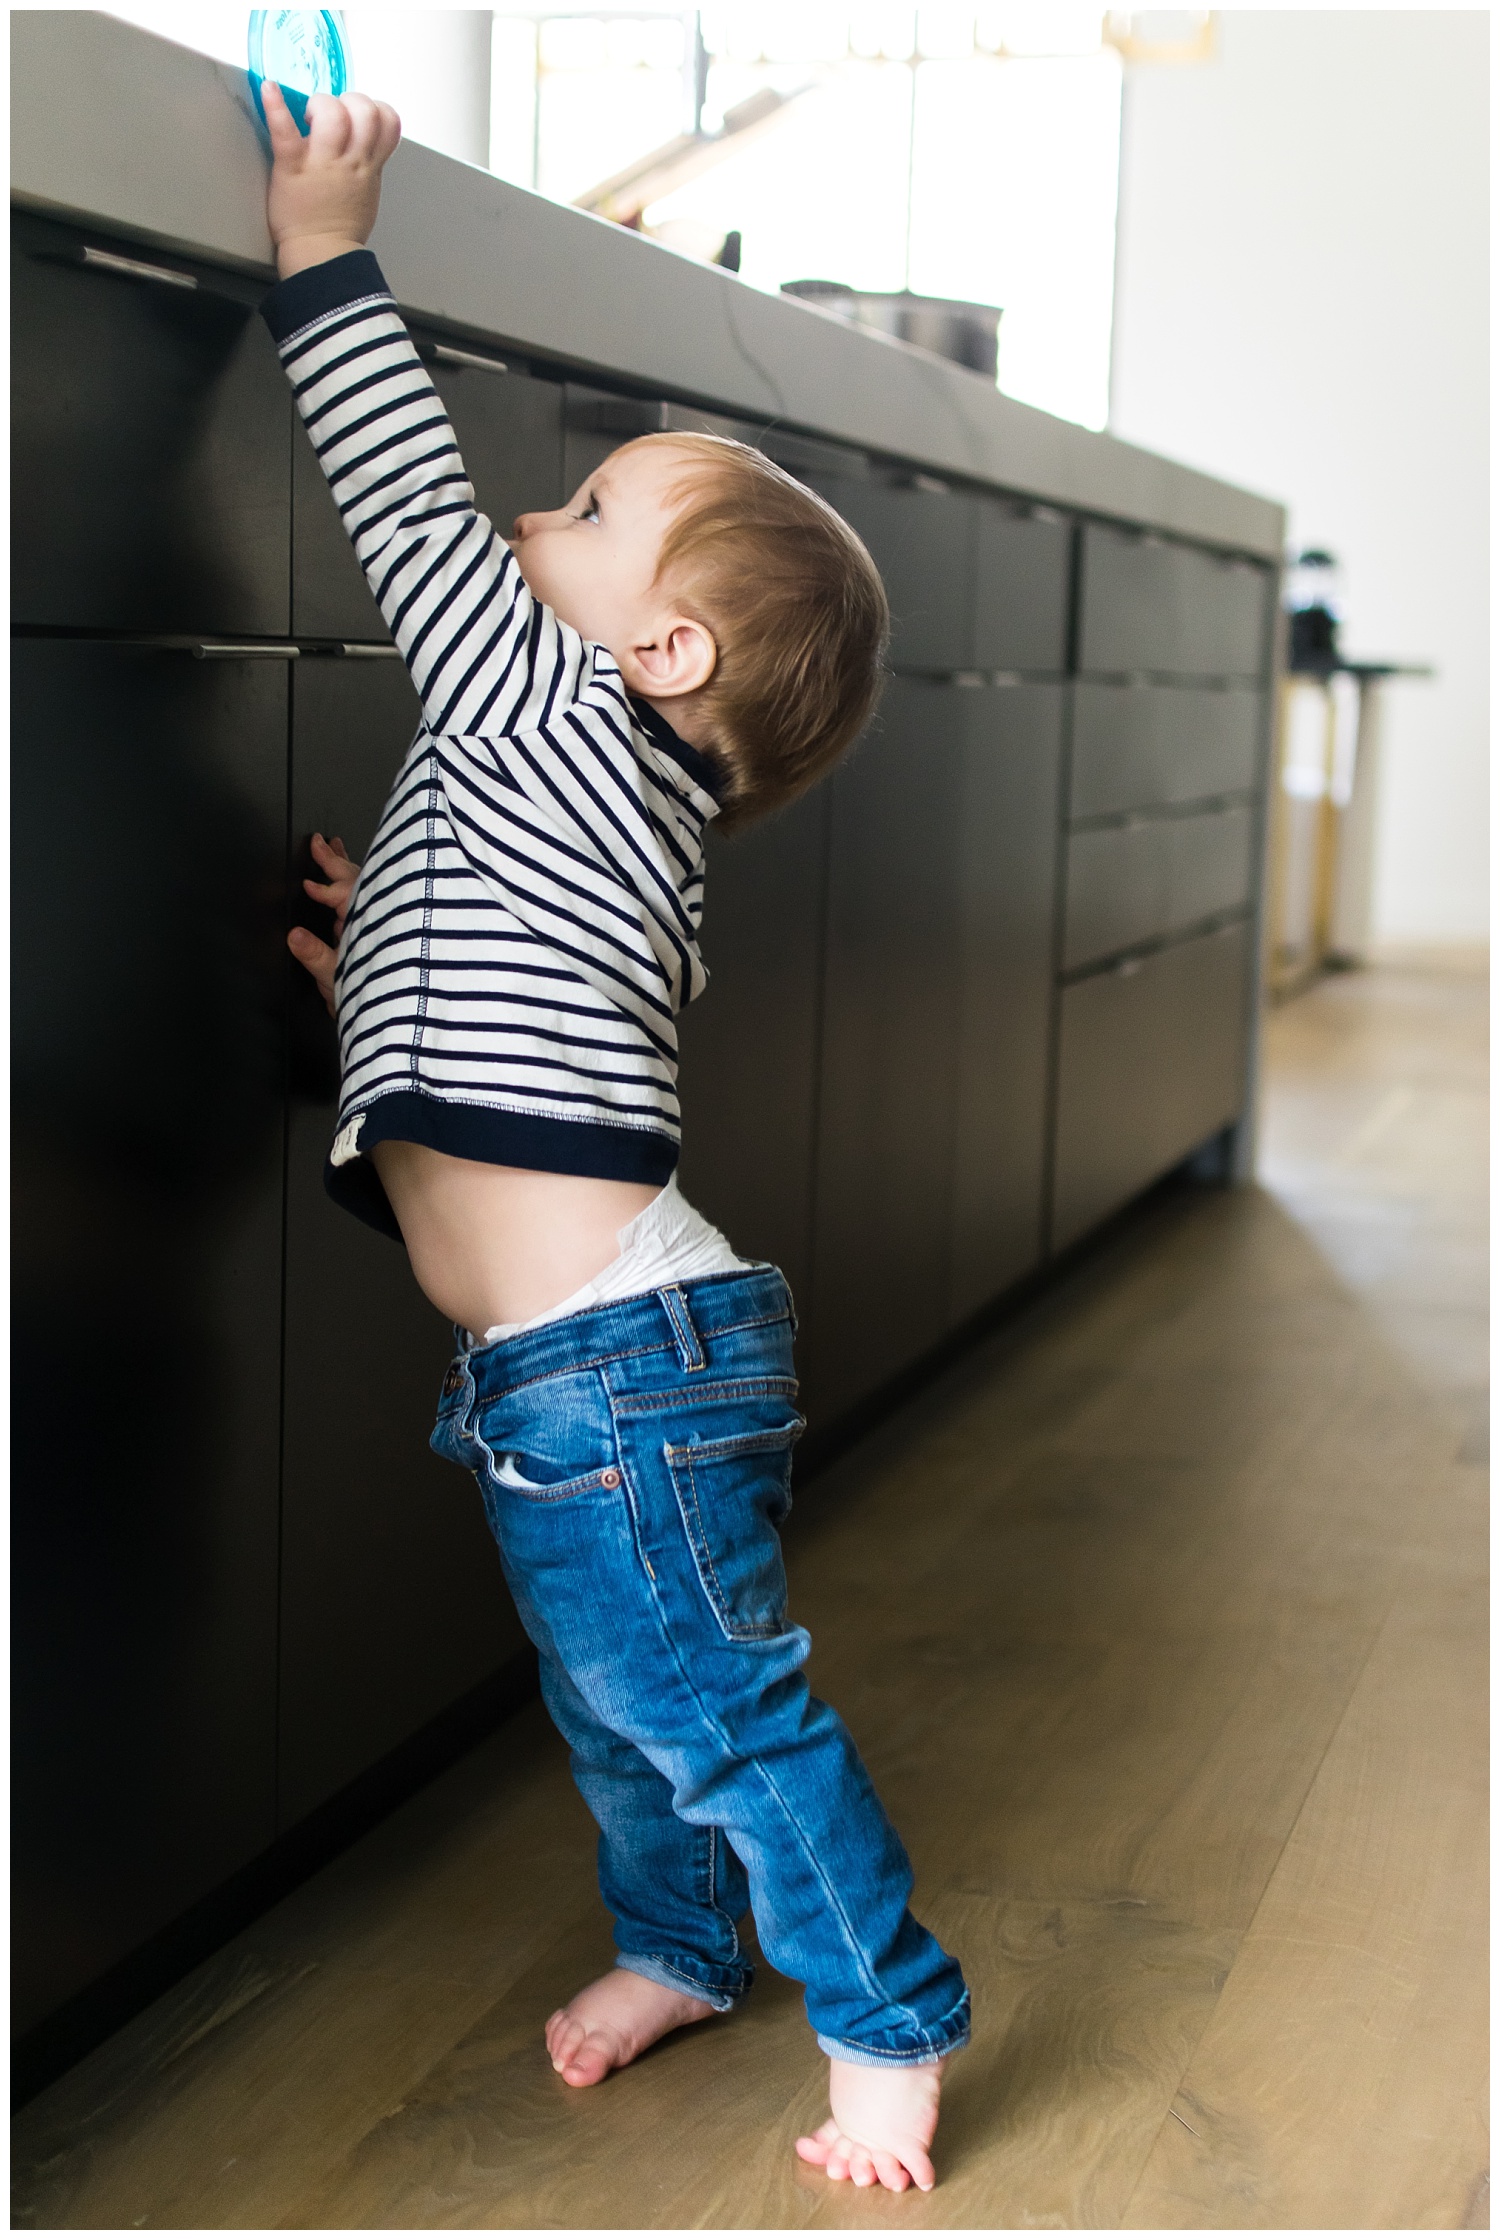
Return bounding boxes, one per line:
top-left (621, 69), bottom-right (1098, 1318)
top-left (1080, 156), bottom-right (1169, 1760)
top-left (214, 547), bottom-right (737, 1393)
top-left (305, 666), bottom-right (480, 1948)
top-left (1110, 9), bottom-right (1488, 949)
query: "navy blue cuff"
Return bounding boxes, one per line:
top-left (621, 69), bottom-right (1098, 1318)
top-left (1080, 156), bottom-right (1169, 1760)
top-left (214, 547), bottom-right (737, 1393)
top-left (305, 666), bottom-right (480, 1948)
top-left (260, 248), bottom-right (391, 345)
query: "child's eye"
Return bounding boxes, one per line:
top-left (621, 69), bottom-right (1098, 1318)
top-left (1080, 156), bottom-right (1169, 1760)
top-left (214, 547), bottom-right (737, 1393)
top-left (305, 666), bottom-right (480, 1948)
top-left (576, 493), bottom-right (600, 524)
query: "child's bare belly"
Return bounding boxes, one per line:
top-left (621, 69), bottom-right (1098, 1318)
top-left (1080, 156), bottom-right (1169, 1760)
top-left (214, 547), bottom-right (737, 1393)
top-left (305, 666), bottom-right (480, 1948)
top-left (370, 1140), bottom-right (659, 1335)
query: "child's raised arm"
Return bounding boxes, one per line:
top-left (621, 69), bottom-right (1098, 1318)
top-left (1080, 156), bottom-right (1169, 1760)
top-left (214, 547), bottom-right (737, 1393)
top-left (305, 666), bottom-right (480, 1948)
top-left (261, 86), bottom-right (597, 742)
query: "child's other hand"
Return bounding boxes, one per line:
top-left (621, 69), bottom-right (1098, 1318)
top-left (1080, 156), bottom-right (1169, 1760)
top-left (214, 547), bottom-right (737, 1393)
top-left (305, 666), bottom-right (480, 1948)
top-left (264, 81), bottom-right (401, 279)
top-left (289, 832), bottom-right (360, 1018)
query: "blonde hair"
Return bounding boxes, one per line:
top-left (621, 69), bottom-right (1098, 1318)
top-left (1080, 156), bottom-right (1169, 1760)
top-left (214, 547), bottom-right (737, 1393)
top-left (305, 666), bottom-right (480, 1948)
top-left (630, 432), bottom-right (889, 832)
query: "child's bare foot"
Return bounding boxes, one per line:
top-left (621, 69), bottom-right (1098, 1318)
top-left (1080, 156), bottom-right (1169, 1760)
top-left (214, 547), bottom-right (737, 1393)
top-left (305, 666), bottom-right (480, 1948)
top-left (795, 2054), bottom-right (947, 2193)
top-left (545, 1967), bottom-right (718, 2087)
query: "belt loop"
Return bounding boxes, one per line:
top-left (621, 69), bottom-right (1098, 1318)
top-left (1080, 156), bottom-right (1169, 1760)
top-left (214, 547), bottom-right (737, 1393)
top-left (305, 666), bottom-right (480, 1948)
top-left (658, 1284), bottom-right (706, 1373)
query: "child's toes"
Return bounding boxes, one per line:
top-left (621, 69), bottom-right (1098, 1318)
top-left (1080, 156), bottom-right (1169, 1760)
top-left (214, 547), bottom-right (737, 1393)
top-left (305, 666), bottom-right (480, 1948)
top-left (548, 2016), bottom-right (587, 2074)
top-left (794, 2119), bottom-right (839, 2167)
top-left (901, 2140), bottom-right (937, 2193)
top-left (824, 2132), bottom-right (857, 2182)
top-left (871, 2150), bottom-right (911, 2193)
top-left (848, 2145), bottom-right (877, 2187)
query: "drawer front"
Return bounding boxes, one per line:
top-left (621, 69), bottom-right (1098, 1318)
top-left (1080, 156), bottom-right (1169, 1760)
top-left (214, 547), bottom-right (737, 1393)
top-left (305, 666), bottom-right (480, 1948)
top-left (295, 355), bottom-right (565, 641)
top-left (676, 785), bottom-right (830, 1320)
top-left (1079, 526), bottom-right (1271, 680)
top-left (947, 683), bottom-right (1066, 1321)
top-left (1167, 805), bottom-right (1256, 933)
top-left (1071, 684), bottom-right (1264, 817)
top-left (971, 503), bottom-right (1072, 672)
top-left (808, 680), bottom-right (965, 1421)
top-left (280, 657), bottom-right (523, 1827)
top-left (1063, 821), bottom-right (1172, 970)
top-left (813, 479), bottom-right (974, 672)
top-left (1051, 921), bottom-right (1251, 1249)
top-left (12, 213), bottom-right (291, 636)
top-left (13, 638), bottom-right (286, 2033)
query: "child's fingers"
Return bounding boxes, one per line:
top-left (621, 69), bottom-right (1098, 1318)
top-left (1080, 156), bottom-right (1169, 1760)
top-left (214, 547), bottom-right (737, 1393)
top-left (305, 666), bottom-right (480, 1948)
top-left (375, 100), bottom-right (403, 162)
top-left (309, 832), bottom-right (359, 876)
top-left (288, 926), bottom-right (338, 1014)
top-left (303, 875), bottom-right (353, 907)
top-left (343, 90), bottom-right (389, 159)
top-left (303, 91), bottom-right (352, 157)
top-left (260, 78), bottom-right (304, 161)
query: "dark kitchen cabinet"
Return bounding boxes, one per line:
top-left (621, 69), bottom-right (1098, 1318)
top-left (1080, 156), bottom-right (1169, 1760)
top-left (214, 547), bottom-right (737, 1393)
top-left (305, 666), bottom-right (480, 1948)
top-left (813, 478), bottom-right (974, 673)
top-left (1166, 805), bottom-right (1256, 933)
top-left (806, 679), bottom-right (964, 1419)
top-left (562, 386), bottom-right (761, 501)
top-left (279, 655), bottom-right (525, 1825)
top-left (1051, 920), bottom-right (1252, 1250)
top-left (293, 350), bottom-right (565, 641)
top-left (675, 786), bottom-right (830, 1320)
top-left (1063, 820), bottom-right (1173, 972)
top-left (12, 638), bottom-right (286, 2037)
top-left (11, 211), bottom-right (291, 637)
top-left (947, 684), bottom-right (1065, 1322)
top-left (1078, 526), bottom-right (1271, 681)
top-left (1064, 805), bottom-right (1256, 971)
top-left (1071, 683), bottom-right (1264, 816)
top-left (971, 503), bottom-right (1072, 673)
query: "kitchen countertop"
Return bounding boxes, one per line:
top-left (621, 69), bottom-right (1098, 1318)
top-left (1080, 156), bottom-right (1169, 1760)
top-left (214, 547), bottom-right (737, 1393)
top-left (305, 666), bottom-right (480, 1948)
top-left (11, 11), bottom-right (1285, 559)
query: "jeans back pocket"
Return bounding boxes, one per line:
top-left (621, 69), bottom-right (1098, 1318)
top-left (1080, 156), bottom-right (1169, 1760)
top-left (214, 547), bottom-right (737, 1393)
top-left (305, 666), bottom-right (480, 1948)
top-left (665, 1419), bottom-right (803, 1642)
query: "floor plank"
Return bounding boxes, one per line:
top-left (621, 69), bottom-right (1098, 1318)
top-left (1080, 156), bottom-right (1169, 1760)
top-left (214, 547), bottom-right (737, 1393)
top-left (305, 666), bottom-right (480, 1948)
top-left (1122, 1510), bottom-right (1487, 2230)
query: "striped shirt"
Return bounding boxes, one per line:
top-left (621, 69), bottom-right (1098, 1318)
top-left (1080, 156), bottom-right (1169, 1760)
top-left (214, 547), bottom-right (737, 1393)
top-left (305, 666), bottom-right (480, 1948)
top-left (263, 252), bottom-right (721, 1238)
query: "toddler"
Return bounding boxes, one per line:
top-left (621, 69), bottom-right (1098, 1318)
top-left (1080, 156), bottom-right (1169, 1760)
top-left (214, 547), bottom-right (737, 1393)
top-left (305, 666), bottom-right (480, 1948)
top-left (262, 83), bottom-right (968, 2194)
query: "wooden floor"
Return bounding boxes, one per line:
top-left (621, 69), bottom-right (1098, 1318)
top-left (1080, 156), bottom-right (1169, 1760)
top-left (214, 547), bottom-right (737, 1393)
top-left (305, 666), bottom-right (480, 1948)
top-left (13, 962), bottom-right (1487, 2230)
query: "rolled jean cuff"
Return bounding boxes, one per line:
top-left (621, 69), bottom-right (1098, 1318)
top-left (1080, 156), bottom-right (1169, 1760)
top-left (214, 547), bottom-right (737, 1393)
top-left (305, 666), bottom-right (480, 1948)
top-left (816, 2026), bottom-right (970, 2069)
top-left (616, 1952), bottom-right (748, 2013)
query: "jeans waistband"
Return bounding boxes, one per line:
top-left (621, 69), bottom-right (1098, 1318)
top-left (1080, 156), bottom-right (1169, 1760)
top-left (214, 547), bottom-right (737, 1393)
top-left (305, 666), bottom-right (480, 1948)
top-left (448, 1264), bottom-right (793, 1404)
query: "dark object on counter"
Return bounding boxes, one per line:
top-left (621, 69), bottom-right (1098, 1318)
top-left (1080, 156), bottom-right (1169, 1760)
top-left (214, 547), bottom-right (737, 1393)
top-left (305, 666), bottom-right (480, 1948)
top-left (1284, 546), bottom-right (1343, 674)
top-left (714, 229), bottom-right (742, 272)
top-left (781, 281), bottom-right (1002, 378)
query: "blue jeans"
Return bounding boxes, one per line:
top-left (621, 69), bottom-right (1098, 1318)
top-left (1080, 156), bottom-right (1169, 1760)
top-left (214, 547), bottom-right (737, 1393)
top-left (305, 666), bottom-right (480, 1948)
top-left (430, 1266), bottom-right (970, 2068)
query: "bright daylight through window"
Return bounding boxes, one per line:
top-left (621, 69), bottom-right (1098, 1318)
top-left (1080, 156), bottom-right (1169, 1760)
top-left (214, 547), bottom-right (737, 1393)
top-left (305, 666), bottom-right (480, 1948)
top-left (107, 5), bottom-right (1126, 429)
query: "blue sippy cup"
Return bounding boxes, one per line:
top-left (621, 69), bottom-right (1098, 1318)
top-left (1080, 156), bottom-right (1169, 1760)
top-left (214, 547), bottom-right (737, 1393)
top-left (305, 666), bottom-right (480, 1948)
top-left (248, 10), bottom-right (351, 144)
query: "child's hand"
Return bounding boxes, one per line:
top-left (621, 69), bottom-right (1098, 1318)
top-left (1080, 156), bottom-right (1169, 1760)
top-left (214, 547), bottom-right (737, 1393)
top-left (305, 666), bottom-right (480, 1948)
top-left (263, 80), bottom-right (401, 279)
top-left (288, 832), bottom-right (360, 1017)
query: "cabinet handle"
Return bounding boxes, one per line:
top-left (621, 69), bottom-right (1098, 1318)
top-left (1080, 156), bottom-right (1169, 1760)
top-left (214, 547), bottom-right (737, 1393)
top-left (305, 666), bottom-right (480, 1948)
top-left (422, 342), bottom-right (508, 376)
top-left (338, 643), bottom-right (403, 659)
top-left (79, 246), bottom-right (198, 291)
top-left (192, 643), bottom-right (300, 660)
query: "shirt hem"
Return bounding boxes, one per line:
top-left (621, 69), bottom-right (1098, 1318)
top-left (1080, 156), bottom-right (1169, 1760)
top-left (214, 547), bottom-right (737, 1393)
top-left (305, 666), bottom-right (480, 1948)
top-left (324, 1091), bottom-right (681, 1240)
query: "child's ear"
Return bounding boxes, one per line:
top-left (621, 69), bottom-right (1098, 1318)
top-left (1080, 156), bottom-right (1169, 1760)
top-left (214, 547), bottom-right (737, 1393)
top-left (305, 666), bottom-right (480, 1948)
top-left (622, 616), bottom-right (717, 700)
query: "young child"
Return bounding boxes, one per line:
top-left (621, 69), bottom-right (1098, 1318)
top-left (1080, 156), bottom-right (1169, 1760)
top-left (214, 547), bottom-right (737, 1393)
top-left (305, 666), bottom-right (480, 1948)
top-left (262, 83), bottom-right (968, 2194)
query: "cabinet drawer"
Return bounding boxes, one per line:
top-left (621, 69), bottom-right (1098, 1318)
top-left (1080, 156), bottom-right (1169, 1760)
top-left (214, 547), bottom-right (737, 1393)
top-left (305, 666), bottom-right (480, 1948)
top-left (1079, 526), bottom-right (1271, 679)
top-left (279, 657), bottom-right (523, 1825)
top-left (808, 679), bottom-right (965, 1420)
top-left (12, 212), bottom-right (291, 636)
top-left (1071, 684), bottom-right (1264, 817)
top-left (972, 503), bottom-right (1071, 672)
top-left (1051, 921), bottom-right (1251, 1249)
top-left (13, 638), bottom-right (285, 2035)
top-left (676, 786), bottom-right (830, 1319)
top-left (295, 352), bottom-right (565, 641)
top-left (1167, 805), bottom-right (1256, 932)
top-left (947, 683), bottom-right (1065, 1321)
top-left (1063, 821), bottom-right (1171, 970)
top-left (812, 479), bottom-right (974, 672)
